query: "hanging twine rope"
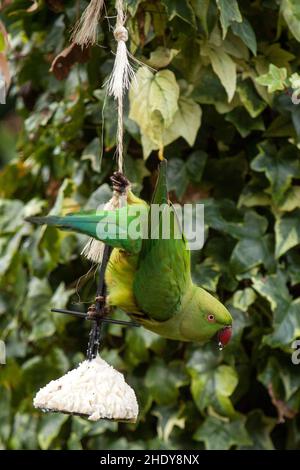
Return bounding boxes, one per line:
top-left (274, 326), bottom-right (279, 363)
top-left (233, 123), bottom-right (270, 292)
top-left (108, 0), bottom-right (135, 176)
top-left (107, 2), bottom-right (134, 100)
top-left (72, 0), bottom-right (105, 46)
top-left (82, 0), bottom-right (136, 263)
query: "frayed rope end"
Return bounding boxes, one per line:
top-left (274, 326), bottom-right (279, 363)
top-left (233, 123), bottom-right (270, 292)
top-left (81, 191), bottom-right (127, 264)
top-left (71, 0), bottom-right (105, 47)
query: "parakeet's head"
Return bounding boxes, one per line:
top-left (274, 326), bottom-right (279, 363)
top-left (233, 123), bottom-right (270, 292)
top-left (181, 286), bottom-right (233, 347)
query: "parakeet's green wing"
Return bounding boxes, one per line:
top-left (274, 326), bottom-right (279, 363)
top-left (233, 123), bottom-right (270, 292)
top-left (133, 161), bottom-right (191, 321)
top-left (26, 206), bottom-right (146, 254)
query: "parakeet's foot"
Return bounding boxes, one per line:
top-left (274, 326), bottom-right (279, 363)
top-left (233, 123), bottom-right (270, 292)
top-left (87, 296), bottom-right (111, 320)
top-left (110, 172), bottom-right (130, 194)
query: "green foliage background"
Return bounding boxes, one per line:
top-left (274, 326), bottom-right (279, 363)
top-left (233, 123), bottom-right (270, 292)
top-left (1, 0), bottom-right (300, 450)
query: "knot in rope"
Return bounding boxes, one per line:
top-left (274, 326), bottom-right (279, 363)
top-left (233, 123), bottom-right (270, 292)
top-left (114, 25), bottom-right (128, 42)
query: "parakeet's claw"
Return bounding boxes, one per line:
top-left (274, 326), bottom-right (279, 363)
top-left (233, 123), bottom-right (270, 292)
top-left (110, 172), bottom-right (130, 194)
top-left (87, 304), bottom-right (97, 319)
top-left (87, 299), bottom-right (111, 320)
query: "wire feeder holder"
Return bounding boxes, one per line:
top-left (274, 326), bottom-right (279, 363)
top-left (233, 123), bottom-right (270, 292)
top-left (51, 171), bottom-right (140, 361)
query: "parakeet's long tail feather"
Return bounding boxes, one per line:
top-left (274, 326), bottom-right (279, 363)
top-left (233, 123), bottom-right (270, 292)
top-left (25, 215), bottom-right (104, 239)
top-left (151, 159), bottom-right (168, 205)
top-left (25, 207), bottom-right (145, 254)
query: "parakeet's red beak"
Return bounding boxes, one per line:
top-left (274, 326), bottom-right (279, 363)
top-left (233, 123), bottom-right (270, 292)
top-left (217, 326), bottom-right (232, 350)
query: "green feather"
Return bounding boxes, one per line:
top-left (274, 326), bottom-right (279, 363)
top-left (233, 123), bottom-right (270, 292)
top-left (133, 160), bottom-right (191, 321)
top-left (25, 206), bottom-right (146, 254)
top-left (151, 159), bottom-right (168, 205)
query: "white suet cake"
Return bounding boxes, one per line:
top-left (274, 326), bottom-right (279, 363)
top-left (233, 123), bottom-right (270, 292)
top-left (33, 355), bottom-right (138, 422)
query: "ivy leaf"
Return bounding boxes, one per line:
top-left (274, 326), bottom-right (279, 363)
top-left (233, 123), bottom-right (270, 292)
top-left (152, 405), bottom-right (185, 443)
top-left (222, 32), bottom-right (249, 60)
top-left (238, 178), bottom-right (271, 209)
top-left (194, 416), bottom-right (252, 450)
top-left (162, 0), bottom-right (196, 26)
top-left (163, 97), bottom-right (202, 147)
top-left (0, 199), bottom-right (24, 232)
top-left (230, 211), bottom-right (275, 273)
top-left (81, 138), bottom-right (101, 173)
top-left (167, 158), bottom-right (189, 198)
top-left (205, 46), bottom-right (237, 102)
top-left (251, 271), bottom-right (291, 311)
top-left (275, 209), bottom-right (300, 257)
top-left (186, 150), bottom-right (208, 182)
top-left (191, 0), bottom-right (215, 36)
top-left (129, 67), bottom-right (180, 153)
top-left (103, 97), bottom-right (118, 151)
top-left (259, 357), bottom-right (300, 418)
top-left (167, 150), bottom-right (207, 199)
top-left (0, 227), bottom-right (29, 276)
top-left (252, 272), bottom-right (300, 348)
top-left (234, 209), bottom-right (268, 239)
top-left (123, 156), bottom-right (150, 195)
top-left (229, 307), bottom-right (251, 345)
top-left (145, 359), bottom-right (188, 406)
top-left (287, 250), bottom-right (300, 286)
top-left (226, 107), bottom-right (265, 137)
top-left (125, 328), bottom-right (158, 367)
top-left (204, 198), bottom-right (242, 236)
top-left (192, 66), bottom-right (227, 104)
top-left (22, 278), bottom-right (54, 341)
top-left (265, 114), bottom-right (294, 138)
top-left (277, 186), bottom-right (300, 212)
top-left (145, 69), bottom-right (180, 128)
top-left (48, 178), bottom-right (74, 216)
top-left (263, 43), bottom-right (295, 69)
top-left (21, 349), bottom-right (69, 395)
top-left (232, 288), bottom-right (257, 311)
top-left (251, 142), bottom-right (300, 204)
top-left (147, 47), bottom-right (179, 69)
top-left (139, 97), bottom-right (201, 158)
top-left (241, 410), bottom-right (276, 450)
top-left (38, 414), bottom-right (68, 450)
top-left (9, 412), bottom-right (38, 449)
top-left (230, 234), bottom-right (274, 274)
top-left (231, 18), bottom-right (257, 55)
top-left (127, 0), bottom-right (143, 15)
top-left (85, 184), bottom-right (112, 210)
top-left (256, 64), bottom-right (288, 93)
top-left (187, 346), bottom-right (238, 417)
top-left (215, 0), bottom-right (242, 39)
top-left (281, 0), bottom-right (300, 42)
top-left (237, 79), bottom-right (266, 117)
top-left (192, 259), bottom-right (221, 292)
top-left (264, 299), bottom-right (300, 348)
top-left (289, 72), bottom-right (300, 89)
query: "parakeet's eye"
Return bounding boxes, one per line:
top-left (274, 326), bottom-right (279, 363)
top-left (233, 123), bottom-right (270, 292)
top-left (207, 314), bottom-right (215, 322)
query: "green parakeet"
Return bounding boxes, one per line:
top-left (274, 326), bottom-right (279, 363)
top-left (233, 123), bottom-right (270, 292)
top-left (26, 161), bottom-right (232, 348)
